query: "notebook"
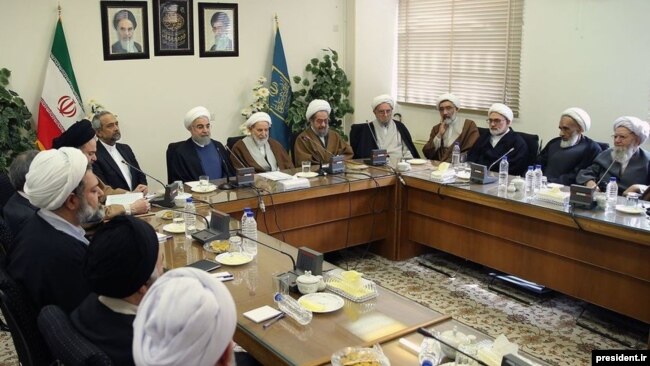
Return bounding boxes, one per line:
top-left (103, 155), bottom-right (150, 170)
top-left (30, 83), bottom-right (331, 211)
top-left (243, 305), bottom-right (282, 323)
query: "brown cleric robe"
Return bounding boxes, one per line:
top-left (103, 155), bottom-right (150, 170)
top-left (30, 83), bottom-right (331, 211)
top-left (230, 137), bottom-right (294, 172)
top-left (98, 179), bottom-right (127, 218)
top-left (293, 128), bottom-right (353, 165)
top-left (422, 118), bottom-right (479, 162)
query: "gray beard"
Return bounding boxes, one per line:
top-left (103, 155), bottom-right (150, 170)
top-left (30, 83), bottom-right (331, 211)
top-left (193, 136), bottom-right (212, 146)
top-left (77, 200), bottom-right (105, 224)
top-left (560, 134), bottom-right (580, 148)
top-left (611, 146), bottom-right (635, 164)
top-left (254, 137), bottom-right (268, 146)
top-left (444, 115), bottom-right (457, 125)
top-left (119, 39), bottom-right (137, 52)
top-left (313, 127), bottom-right (329, 138)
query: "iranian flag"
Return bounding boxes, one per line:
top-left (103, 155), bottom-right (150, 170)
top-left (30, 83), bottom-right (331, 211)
top-left (37, 18), bottom-right (84, 150)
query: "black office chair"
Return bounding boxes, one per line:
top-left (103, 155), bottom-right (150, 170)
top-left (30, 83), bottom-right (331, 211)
top-left (165, 141), bottom-right (182, 184)
top-left (38, 305), bottom-right (113, 366)
top-left (596, 141), bottom-right (610, 151)
top-left (226, 135), bottom-right (246, 150)
top-left (0, 266), bottom-right (52, 366)
top-left (516, 131), bottom-right (541, 169)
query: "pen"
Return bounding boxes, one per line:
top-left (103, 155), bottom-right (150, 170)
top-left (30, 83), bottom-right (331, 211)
top-left (262, 313), bottom-right (285, 329)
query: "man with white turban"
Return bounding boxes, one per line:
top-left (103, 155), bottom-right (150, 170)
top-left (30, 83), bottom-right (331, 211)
top-left (577, 116), bottom-right (650, 195)
top-left (166, 106), bottom-right (234, 183)
top-left (132, 267), bottom-right (240, 366)
top-left (349, 94), bottom-right (420, 160)
top-left (6, 148), bottom-right (102, 312)
top-left (423, 93), bottom-right (479, 162)
top-left (293, 99), bottom-right (353, 165)
top-left (230, 112), bottom-right (294, 172)
top-left (538, 108), bottom-right (602, 185)
top-left (467, 103), bottom-right (529, 175)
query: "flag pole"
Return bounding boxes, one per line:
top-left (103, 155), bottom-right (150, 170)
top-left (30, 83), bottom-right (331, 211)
top-left (58, 2), bottom-right (61, 19)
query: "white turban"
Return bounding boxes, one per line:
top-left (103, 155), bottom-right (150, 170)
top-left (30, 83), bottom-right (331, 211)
top-left (488, 103), bottom-right (514, 122)
top-left (613, 116), bottom-right (650, 145)
top-left (562, 107), bottom-right (591, 133)
top-left (132, 267), bottom-right (237, 366)
top-left (184, 106), bottom-right (211, 130)
top-left (24, 147), bottom-right (88, 211)
top-left (245, 112), bottom-right (272, 128)
top-left (371, 94), bottom-right (394, 111)
top-left (437, 93), bottom-right (460, 109)
top-left (305, 99), bottom-right (331, 120)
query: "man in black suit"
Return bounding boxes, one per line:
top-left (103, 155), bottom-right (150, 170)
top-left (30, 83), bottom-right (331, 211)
top-left (3, 150), bottom-right (39, 236)
top-left (92, 111), bottom-right (148, 193)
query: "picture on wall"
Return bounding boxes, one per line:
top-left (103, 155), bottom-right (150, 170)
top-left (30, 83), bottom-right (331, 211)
top-left (100, 1), bottom-right (150, 61)
top-left (152, 0), bottom-right (194, 56)
top-left (198, 3), bottom-right (239, 57)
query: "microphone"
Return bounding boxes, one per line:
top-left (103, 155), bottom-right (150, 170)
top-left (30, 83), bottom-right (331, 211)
top-left (215, 145), bottom-right (235, 190)
top-left (366, 122), bottom-right (380, 150)
top-left (594, 158), bottom-right (618, 190)
top-left (123, 160), bottom-right (178, 207)
top-left (223, 144), bottom-right (256, 187)
top-left (301, 135), bottom-right (345, 175)
top-left (121, 160), bottom-right (164, 188)
top-left (301, 135), bottom-right (329, 175)
top-left (223, 144), bottom-right (249, 169)
top-left (487, 147), bottom-right (515, 172)
top-left (236, 232), bottom-right (296, 270)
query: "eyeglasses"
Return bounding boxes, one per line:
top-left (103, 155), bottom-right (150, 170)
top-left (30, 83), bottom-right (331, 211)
top-left (375, 109), bottom-right (392, 115)
top-left (486, 118), bottom-right (505, 125)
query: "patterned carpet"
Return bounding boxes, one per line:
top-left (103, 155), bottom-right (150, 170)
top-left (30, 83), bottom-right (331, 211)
top-left (0, 249), bottom-right (646, 366)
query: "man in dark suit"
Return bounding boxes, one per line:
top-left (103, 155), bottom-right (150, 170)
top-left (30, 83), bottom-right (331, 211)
top-left (91, 111), bottom-right (148, 192)
top-left (166, 106), bottom-right (234, 183)
top-left (3, 150), bottom-right (39, 236)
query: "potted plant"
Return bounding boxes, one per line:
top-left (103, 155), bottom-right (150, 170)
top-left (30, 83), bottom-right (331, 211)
top-left (0, 68), bottom-right (36, 171)
top-left (286, 48), bottom-right (354, 138)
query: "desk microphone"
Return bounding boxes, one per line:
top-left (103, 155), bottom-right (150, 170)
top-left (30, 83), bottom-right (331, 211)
top-left (223, 144), bottom-right (256, 188)
top-left (215, 145), bottom-right (236, 190)
top-left (302, 135), bottom-right (345, 175)
top-left (223, 144), bottom-right (249, 169)
top-left (121, 160), bottom-right (166, 188)
top-left (123, 160), bottom-right (178, 207)
top-left (594, 158), bottom-right (617, 190)
top-left (236, 232), bottom-right (296, 270)
top-left (301, 135), bottom-right (329, 175)
top-left (487, 147), bottom-right (515, 172)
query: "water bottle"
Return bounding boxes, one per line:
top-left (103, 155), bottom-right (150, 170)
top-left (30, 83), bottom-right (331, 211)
top-left (184, 197), bottom-right (196, 238)
top-left (524, 166), bottom-right (534, 197)
top-left (242, 210), bottom-right (258, 257)
top-left (498, 156), bottom-right (509, 189)
top-left (533, 164), bottom-right (543, 193)
top-left (451, 142), bottom-right (461, 169)
top-left (241, 207), bottom-right (251, 230)
top-left (606, 177), bottom-right (618, 211)
top-left (274, 292), bottom-right (312, 325)
top-left (418, 337), bottom-right (442, 366)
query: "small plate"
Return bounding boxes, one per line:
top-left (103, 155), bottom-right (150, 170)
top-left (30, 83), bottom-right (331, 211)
top-left (615, 205), bottom-right (645, 214)
top-left (547, 183), bottom-right (564, 189)
top-left (346, 163), bottom-right (369, 170)
top-left (203, 240), bottom-right (230, 253)
top-left (295, 172), bottom-right (319, 178)
top-left (455, 171), bottom-right (471, 180)
top-left (298, 293), bottom-right (344, 313)
top-left (162, 223), bottom-right (185, 233)
top-left (156, 210), bottom-right (174, 220)
top-left (408, 158), bottom-right (427, 165)
top-left (191, 184), bottom-right (217, 193)
top-left (215, 252), bottom-right (254, 266)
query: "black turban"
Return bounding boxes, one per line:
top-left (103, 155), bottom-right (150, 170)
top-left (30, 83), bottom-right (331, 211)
top-left (113, 9), bottom-right (137, 30)
top-left (52, 120), bottom-right (96, 149)
top-left (84, 216), bottom-right (159, 298)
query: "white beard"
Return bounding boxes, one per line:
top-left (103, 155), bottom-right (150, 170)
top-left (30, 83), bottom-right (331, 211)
top-left (560, 133), bottom-right (580, 148)
top-left (120, 39), bottom-right (137, 53)
top-left (253, 137), bottom-right (268, 146)
top-left (611, 146), bottom-right (636, 164)
top-left (443, 114), bottom-right (457, 125)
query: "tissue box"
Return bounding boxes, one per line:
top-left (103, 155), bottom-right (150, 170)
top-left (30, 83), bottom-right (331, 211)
top-left (277, 178), bottom-right (310, 192)
top-left (430, 169), bottom-right (456, 183)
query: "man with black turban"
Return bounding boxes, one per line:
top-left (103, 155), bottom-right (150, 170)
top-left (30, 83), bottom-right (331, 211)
top-left (71, 215), bottom-right (163, 365)
top-left (111, 9), bottom-right (143, 54)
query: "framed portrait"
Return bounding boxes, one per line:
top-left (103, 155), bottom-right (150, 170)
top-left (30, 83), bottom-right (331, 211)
top-left (152, 0), bottom-right (194, 56)
top-left (198, 3), bottom-right (239, 57)
top-left (100, 1), bottom-right (150, 61)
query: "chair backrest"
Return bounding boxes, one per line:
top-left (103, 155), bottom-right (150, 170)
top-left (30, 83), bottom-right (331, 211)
top-left (226, 135), bottom-right (246, 150)
top-left (596, 141), bottom-right (610, 151)
top-left (0, 267), bottom-right (52, 366)
top-left (38, 305), bottom-right (113, 366)
top-left (516, 131), bottom-right (540, 168)
top-left (165, 141), bottom-right (182, 184)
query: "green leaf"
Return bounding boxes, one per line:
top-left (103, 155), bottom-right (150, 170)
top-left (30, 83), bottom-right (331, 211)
top-left (293, 76), bottom-right (302, 84)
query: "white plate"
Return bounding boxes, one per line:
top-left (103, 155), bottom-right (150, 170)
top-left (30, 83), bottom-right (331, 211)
top-left (155, 210), bottom-right (174, 220)
top-left (408, 158), bottom-right (427, 165)
top-left (191, 184), bottom-right (217, 193)
top-left (295, 171), bottom-right (319, 178)
top-left (547, 183), bottom-right (564, 189)
top-left (615, 205), bottom-right (645, 214)
top-left (298, 293), bottom-right (344, 313)
top-left (346, 163), bottom-right (369, 170)
top-left (455, 171), bottom-right (471, 180)
top-left (215, 252), bottom-right (254, 266)
top-left (162, 223), bottom-right (185, 233)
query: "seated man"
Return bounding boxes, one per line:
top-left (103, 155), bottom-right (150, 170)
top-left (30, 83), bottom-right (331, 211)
top-left (538, 108), bottom-right (602, 185)
top-left (467, 103), bottom-right (528, 176)
top-left (2, 150), bottom-right (39, 235)
top-left (7, 148), bottom-right (101, 312)
top-left (422, 93), bottom-right (479, 162)
top-left (293, 99), bottom-right (353, 165)
top-left (230, 112), bottom-right (294, 172)
top-left (350, 94), bottom-right (419, 160)
top-left (53, 120), bottom-right (149, 217)
top-left (71, 215), bottom-right (163, 365)
top-left (576, 116), bottom-right (649, 195)
top-left (132, 267), bottom-right (238, 366)
top-left (167, 106), bottom-right (234, 183)
top-left (91, 111), bottom-right (148, 192)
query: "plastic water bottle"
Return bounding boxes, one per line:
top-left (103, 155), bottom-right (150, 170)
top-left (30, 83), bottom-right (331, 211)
top-left (274, 292), bottom-right (312, 325)
top-left (524, 166), bottom-right (534, 197)
top-left (242, 211), bottom-right (258, 257)
top-left (533, 164), bottom-right (543, 193)
top-left (451, 142), bottom-right (461, 169)
top-left (241, 207), bottom-right (251, 229)
top-left (498, 156), bottom-right (509, 189)
top-left (184, 197), bottom-right (196, 238)
top-left (418, 337), bottom-right (442, 366)
top-left (606, 177), bottom-right (618, 211)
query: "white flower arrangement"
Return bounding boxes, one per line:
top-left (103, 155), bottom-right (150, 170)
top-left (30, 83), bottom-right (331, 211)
top-left (239, 77), bottom-right (270, 135)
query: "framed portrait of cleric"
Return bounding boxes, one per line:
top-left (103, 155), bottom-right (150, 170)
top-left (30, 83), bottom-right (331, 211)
top-left (198, 3), bottom-right (239, 58)
top-left (152, 0), bottom-right (194, 56)
top-left (100, 1), bottom-right (150, 61)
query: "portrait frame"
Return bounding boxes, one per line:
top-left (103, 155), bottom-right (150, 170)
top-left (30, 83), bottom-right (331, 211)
top-left (198, 3), bottom-right (239, 57)
top-left (152, 0), bottom-right (194, 56)
top-left (100, 1), bottom-right (150, 61)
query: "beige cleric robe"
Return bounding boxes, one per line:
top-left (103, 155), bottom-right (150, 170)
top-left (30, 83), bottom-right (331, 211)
top-left (422, 119), bottom-right (479, 162)
top-left (293, 128), bottom-right (353, 165)
top-left (230, 138), bottom-right (294, 173)
top-left (98, 179), bottom-right (127, 218)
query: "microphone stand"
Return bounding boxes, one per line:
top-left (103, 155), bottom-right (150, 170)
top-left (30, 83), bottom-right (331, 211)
top-left (301, 135), bottom-right (329, 176)
top-left (235, 232), bottom-right (296, 271)
top-left (121, 160), bottom-right (166, 188)
top-left (487, 147), bottom-right (515, 172)
top-left (215, 146), bottom-right (236, 190)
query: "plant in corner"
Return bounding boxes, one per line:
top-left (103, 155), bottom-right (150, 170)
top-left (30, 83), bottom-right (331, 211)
top-left (0, 68), bottom-right (36, 172)
top-left (286, 48), bottom-right (354, 138)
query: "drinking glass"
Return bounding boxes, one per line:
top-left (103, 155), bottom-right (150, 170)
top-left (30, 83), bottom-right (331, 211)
top-left (301, 161), bottom-right (311, 173)
top-left (199, 175), bottom-right (209, 187)
top-left (228, 235), bottom-right (242, 253)
top-left (626, 192), bottom-right (639, 207)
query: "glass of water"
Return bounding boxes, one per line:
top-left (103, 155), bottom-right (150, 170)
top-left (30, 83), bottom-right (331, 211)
top-left (301, 161), bottom-right (311, 173)
top-left (199, 175), bottom-right (209, 187)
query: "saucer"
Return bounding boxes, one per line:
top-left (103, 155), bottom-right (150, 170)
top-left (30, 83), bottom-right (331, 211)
top-left (295, 171), bottom-right (318, 178)
top-left (455, 171), bottom-right (471, 180)
top-left (191, 184), bottom-right (217, 193)
top-left (298, 293), bottom-right (344, 313)
top-left (615, 205), bottom-right (645, 214)
top-left (408, 158), bottom-right (427, 165)
top-left (346, 163), bottom-right (369, 170)
top-left (162, 223), bottom-right (185, 233)
top-left (156, 210), bottom-right (173, 220)
top-left (215, 252), bottom-right (253, 266)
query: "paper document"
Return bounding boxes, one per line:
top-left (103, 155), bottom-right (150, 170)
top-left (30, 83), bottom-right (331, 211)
top-left (257, 171), bottom-right (294, 181)
top-left (105, 192), bottom-right (144, 206)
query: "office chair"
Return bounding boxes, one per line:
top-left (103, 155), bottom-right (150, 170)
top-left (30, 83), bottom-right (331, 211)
top-left (38, 305), bottom-right (113, 366)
